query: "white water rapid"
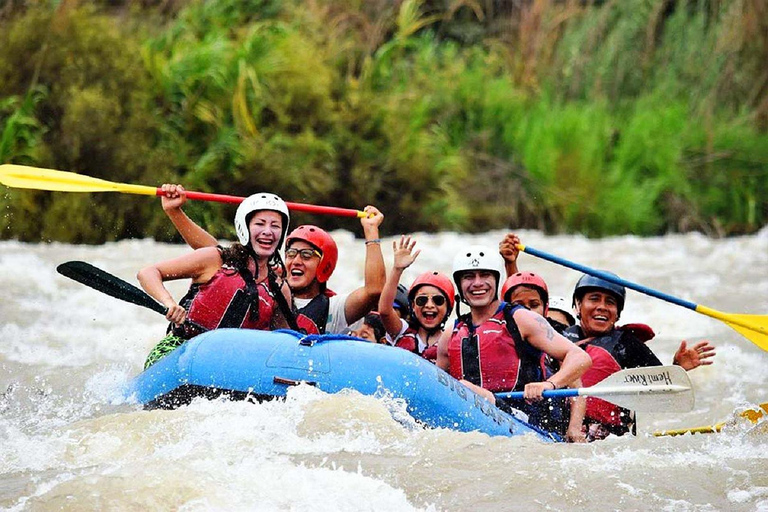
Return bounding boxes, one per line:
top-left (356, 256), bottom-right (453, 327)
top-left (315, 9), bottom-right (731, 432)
top-left (1, 229), bottom-right (767, 510)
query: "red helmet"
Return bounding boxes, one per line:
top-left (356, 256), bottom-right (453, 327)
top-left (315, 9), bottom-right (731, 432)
top-left (285, 225), bottom-right (338, 283)
top-left (408, 271), bottom-right (456, 314)
top-left (501, 272), bottom-right (549, 310)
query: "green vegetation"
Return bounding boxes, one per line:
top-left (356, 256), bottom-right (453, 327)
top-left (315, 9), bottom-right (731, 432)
top-left (1, 0), bottom-right (766, 242)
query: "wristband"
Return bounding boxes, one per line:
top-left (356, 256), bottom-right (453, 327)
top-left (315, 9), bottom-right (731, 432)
top-left (545, 380), bottom-right (558, 390)
top-left (365, 239), bottom-right (381, 245)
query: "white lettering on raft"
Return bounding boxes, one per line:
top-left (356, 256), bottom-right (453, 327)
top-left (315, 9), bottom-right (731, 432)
top-left (436, 369), bottom-right (510, 429)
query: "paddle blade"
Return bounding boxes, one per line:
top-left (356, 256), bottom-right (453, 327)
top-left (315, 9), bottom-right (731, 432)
top-left (653, 402), bottom-right (767, 437)
top-left (586, 365), bottom-right (694, 413)
top-left (0, 164), bottom-right (157, 195)
top-left (722, 314), bottom-right (768, 352)
top-left (57, 261), bottom-right (167, 315)
top-left (653, 423), bottom-right (724, 437)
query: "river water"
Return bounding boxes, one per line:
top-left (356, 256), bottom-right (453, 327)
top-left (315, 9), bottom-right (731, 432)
top-left (1, 229), bottom-right (767, 511)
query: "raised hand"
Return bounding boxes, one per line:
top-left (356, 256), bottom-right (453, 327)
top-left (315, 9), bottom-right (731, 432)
top-left (673, 340), bottom-right (716, 371)
top-left (499, 232), bottom-right (521, 265)
top-left (360, 205), bottom-right (384, 232)
top-left (160, 183), bottom-right (187, 212)
top-left (393, 235), bottom-right (420, 270)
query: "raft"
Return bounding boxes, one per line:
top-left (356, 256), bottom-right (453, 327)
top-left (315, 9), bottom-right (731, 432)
top-left (125, 329), bottom-right (559, 442)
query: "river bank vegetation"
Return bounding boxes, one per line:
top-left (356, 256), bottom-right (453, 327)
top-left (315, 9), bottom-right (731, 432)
top-left (1, 0), bottom-right (766, 243)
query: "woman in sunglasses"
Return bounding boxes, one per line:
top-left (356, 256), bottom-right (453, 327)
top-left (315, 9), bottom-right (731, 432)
top-left (378, 236), bottom-right (455, 361)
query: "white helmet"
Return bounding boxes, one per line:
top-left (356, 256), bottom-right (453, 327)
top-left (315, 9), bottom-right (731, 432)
top-left (234, 193), bottom-right (290, 248)
top-left (452, 245), bottom-right (504, 302)
top-left (548, 295), bottom-right (576, 325)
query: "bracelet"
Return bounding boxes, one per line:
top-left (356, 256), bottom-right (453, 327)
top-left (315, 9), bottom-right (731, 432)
top-left (365, 239), bottom-right (381, 245)
top-left (545, 380), bottom-right (558, 390)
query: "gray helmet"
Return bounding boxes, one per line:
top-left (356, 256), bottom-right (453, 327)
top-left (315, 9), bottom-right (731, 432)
top-left (572, 272), bottom-right (626, 314)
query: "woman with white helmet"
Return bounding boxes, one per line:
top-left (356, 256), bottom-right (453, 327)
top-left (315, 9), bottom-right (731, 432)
top-left (138, 192), bottom-right (294, 368)
top-left (157, 184), bottom-right (386, 335)
top-left (435, 245), bottom-right (592, 441)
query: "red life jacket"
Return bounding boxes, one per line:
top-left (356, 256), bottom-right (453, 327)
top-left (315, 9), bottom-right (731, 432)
top-left (178, 266), bottom-right (277, 338)
top-left (448, 303), bottom-right (542, 393)
top-left (421, 344), bottom-right (438, 362)
top-left (395, 327), bottom-right (440, 362)
top-left (395, 328), bottom-right (419, 354)
top-left (580, 342), bottom-right (626, 427)
top-left (563, 325), bottom-right (661, 433)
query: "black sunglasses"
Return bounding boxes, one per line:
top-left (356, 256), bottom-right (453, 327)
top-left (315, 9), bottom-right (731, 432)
top-left (413, 295), bottom-right (447, 307)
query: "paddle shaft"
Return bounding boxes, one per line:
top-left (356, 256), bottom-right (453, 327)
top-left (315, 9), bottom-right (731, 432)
top-left (495, 385), bottom-right (690, 401)
top-left (517, 243), bottom-right (765, 336)
top-left (493, 365), bottom-right (693, 413)
top-left (0, 164), bottom-right (365, 218)
top-left (155, 189), bottom-right (364, 217)
top-left (653, 402), bottom-right (766, 436)
top-left (518, 244), bottom-right (697, 309)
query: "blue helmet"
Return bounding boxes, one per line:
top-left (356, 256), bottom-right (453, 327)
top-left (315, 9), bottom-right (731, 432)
top-left (572, 272), bottom-right (626, 313)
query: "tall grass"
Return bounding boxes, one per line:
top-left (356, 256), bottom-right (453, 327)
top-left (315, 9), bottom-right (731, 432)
top-left (0, 0), bottom-right (765, 242)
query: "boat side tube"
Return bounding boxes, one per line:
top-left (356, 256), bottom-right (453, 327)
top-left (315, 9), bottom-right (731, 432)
top-left (125, 329), bottom-right (558, 442)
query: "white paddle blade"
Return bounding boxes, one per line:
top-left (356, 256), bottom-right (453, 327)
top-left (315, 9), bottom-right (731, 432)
top-left (583, 365), bottom-right (694, 413)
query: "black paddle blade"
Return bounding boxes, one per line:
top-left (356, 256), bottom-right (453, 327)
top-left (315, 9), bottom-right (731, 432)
top-left (56, 261), bottom-right (167, 315)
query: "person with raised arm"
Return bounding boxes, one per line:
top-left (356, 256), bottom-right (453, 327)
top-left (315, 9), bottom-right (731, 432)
top-left (158, 184), bottom-right (386, 334)
top-left (138, 193), bottom-right (294, 369)
top-left (378, 236), bottom-right (455, 361)
top-left (499, 271), bottom-right (587, 442)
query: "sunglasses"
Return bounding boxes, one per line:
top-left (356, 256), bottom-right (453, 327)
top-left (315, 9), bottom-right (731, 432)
top-left (285, 248), bottom-right (321, 261)
top-left (413, 295), bottom-right (447, 307)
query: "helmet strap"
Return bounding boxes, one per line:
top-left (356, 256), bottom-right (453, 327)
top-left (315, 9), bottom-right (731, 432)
top-left (242, 245), bottom-right (261, 322)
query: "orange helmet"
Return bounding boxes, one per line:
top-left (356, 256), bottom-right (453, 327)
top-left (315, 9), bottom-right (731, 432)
top-left (285, 225), bottom-right (338, 283)
top-left (501, 272), bottom-right (549, 313)
top-left (409, 271), bottom-right (455, 323)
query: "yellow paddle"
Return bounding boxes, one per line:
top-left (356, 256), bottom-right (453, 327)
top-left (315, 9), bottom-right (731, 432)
top-left (516, 243), bottom-right (768, 352)
top-left (653, 402), bottom-right (767, 437)
top-left (0, 164), bottom-right (366, 218)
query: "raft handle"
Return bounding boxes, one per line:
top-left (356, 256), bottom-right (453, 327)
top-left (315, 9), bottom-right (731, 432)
top-left (273, 376), bottom-right (317, 387)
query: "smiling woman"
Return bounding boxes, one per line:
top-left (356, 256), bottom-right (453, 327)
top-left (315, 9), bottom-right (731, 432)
top-left (137, 193), bottom-right (295, 369)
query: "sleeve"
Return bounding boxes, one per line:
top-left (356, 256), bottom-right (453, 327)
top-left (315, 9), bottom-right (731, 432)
top-left (325, 293), bottom-right (352, 334)
top-left (386, 318), bottom-right (409, 346)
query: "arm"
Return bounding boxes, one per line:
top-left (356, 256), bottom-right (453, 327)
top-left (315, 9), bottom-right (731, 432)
top-left (161, 184), bottom-right (218, 249)
top-left (566, 378), bottom-right (587, 443)
top-left (499, 232), bottom-right (522, 278)
top-left (343, 205), bottom-right (386, 324)
top-left (378, 236), bottom-right (420, 338)
top-left (436, 328), bottom-right (452, 371)
top-left (673, 340), bottom-right (716, 370)
top-left (515, 309), bottom-right (592, 401)
top-left (136, 246), bottom-right (222, 324)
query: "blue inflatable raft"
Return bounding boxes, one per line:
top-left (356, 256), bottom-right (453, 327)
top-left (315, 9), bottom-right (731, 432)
top-left (125, 329), bottom-right (558, 442)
